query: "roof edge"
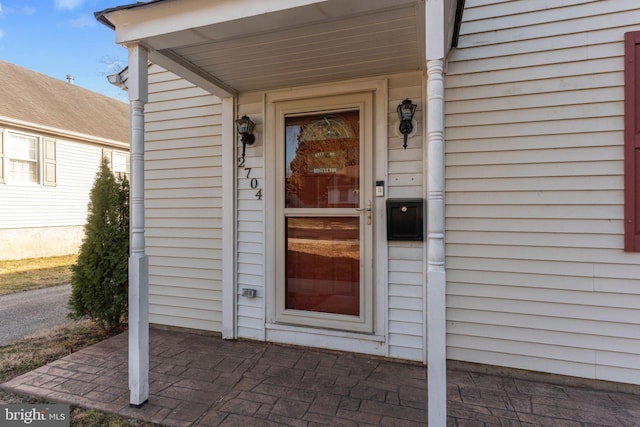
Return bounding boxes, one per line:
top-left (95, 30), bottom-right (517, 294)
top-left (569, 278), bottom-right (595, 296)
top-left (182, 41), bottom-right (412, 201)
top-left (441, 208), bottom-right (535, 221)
top-left (451, 0), bottom-right (465, 48)
top-left (94, 0), bottom-right (166, 30)
top-left (0, 115), bottom-right (129, 149)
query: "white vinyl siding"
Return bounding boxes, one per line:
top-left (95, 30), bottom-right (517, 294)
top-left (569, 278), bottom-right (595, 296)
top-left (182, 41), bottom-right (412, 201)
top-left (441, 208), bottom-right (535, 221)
top-left (387, 72), bottom-right (425, 361)
top-left (236, 92), bottom-right (265, 340)
top-left (0, 137), bottom-right (100, 228)
top-left (0, 131), bottom-right (4, 183)
top-left (145, 65), bottom-right (223, 332)
top-left (0, 132), bottom-right (117, 259)
top-left (445, 0), bottom-right (640, 384)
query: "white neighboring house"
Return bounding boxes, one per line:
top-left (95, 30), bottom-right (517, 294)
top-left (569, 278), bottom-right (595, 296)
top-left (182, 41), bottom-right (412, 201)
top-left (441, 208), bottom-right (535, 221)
top-left (97, 0), bottom-right (640, 421)
top-left (0, 60), bottom-right (130, 260)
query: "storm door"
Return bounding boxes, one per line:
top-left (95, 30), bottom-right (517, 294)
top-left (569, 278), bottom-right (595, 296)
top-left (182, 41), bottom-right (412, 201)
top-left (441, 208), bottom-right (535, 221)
top-left (275, 93), bottom-right (373, 332)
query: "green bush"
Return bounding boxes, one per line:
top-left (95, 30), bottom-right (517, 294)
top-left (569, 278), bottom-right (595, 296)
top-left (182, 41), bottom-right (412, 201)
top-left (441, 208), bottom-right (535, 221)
top-left (69, 157), bottom-right (129, 331)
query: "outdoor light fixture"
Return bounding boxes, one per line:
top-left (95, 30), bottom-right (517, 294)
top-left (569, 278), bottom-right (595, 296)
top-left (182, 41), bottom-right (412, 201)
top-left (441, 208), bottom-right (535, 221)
top-left (397, 98), bottom-right (417, 149)
top-left (235, 115), bottom-right (256, 163)
top-left (106, 72), bottom-right (127, 89)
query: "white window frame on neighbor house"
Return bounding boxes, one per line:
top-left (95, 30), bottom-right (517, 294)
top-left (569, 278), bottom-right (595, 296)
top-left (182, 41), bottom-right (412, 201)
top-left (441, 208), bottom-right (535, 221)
top-left (103, 148), bottom-right (130, 177)
top-left (6, 131), bottom-right (40, 185)
top-left (1, 130), bottom-right (56, 187)
top-left (112, 150), bottom-right (130, 176)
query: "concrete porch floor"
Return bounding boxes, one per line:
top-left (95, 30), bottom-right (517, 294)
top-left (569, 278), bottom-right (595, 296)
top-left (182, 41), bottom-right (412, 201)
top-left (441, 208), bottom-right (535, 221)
top-left (2, 327), bottom-right (639, 426)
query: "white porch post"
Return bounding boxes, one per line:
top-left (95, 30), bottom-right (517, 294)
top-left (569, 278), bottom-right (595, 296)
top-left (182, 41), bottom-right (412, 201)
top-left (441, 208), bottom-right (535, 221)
top-left (426, 57), bottom-right (446, 425)
top-left (127, 43), bottom-right (149, 408)
top-left (425, 0), bottom-right (447, 425)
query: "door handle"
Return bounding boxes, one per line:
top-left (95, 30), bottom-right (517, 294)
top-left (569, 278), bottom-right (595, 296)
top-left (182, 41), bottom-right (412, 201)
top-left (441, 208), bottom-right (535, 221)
top-left (355, 200), bottom-right (371, 212)
top-left (355, 201), bottom-right (372, 225)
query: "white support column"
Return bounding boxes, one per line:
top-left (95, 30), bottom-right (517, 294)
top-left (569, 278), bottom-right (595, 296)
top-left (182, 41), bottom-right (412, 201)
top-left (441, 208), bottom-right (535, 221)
top-left (426, 57), bottom-right (447, 426)
top-left (127, 43), bottom-right (149, 408)
top-left (425, 0), bottom-right (447, 425)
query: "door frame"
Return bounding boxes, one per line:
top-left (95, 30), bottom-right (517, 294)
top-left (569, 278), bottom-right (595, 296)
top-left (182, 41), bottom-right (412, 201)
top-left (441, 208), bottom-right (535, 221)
top-left (274, 93), bottom-right (373, 332)
top-left (264, 78), bottom-right (389, 347)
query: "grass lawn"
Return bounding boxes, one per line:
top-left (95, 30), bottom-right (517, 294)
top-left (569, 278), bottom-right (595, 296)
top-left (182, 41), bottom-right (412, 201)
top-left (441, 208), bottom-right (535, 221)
top-left (0, 320), bottom-right (113, 384)
top-left (0, 321), bottom-right (160, 426)
top-left (0, 255), bottom-right (161, 426)
top-left (0, 254), bottom-right (76, 295)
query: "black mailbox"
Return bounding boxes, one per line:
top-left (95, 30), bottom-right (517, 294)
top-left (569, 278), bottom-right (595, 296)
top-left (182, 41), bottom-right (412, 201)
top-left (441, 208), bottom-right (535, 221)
top-left (386, 199), bottom-right (424, 241)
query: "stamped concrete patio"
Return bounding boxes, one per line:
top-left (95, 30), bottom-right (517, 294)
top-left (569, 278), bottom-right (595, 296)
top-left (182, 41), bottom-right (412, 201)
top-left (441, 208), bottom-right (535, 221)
top-left (2, 327), bottom-right (640, 426)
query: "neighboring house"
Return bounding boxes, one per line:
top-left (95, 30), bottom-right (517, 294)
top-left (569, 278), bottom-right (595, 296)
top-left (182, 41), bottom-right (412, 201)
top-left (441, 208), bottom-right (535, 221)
top-left (97, 0), bottom-right (640, 422)
top-left (0, 60), bottom-right (130, 260)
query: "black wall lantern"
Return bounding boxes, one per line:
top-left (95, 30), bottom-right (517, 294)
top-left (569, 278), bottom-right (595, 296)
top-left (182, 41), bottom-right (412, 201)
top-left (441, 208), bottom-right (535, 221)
top-left (397, 98), bottom-right (417, 149)
top-left (235, 115), bottom-right (255, 162)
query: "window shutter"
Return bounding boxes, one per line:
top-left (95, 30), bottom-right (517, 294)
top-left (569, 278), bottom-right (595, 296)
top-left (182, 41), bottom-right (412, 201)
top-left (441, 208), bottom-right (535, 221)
top-left (102, 148), bottom-right (113, 169)
top-left (43, 137), bottom-right (57, 187)
top-left (624, 31), bottom-right (640, 251)
top-left (0, 131), bottom-right (4, 184)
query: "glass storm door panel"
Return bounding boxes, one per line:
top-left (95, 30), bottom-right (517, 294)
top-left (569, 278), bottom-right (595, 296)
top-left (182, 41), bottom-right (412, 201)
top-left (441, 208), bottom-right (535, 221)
top-left (284, 110), bottom-right (362, 324)
top-left (275, 93), bottom-right (373, 333)
top-left (284, 110), bottom-right (362, 316)
top-left (285, 111), bottom-right (360, 210)
top-left (285, 216), bottom-right (359, 315)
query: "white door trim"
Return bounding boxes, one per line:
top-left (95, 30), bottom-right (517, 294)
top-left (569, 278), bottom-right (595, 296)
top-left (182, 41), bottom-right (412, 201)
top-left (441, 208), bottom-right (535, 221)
top-left (221, 96), bottom-right (237, 339)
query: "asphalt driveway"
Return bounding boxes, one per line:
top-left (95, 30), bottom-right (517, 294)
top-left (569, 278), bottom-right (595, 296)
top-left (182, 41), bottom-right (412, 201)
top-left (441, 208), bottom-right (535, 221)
top-left (0, 284), bottom-right (71, 346)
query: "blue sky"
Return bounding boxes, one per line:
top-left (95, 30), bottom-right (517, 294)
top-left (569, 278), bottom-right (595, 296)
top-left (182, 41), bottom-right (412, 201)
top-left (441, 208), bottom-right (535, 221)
top-left (0, 0), bottom-right (128, 101)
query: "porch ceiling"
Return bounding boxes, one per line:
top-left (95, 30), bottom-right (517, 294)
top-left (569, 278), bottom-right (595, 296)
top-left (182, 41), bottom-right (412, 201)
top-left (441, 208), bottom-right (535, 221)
top-left (99, 0), bottom-right (426, 96)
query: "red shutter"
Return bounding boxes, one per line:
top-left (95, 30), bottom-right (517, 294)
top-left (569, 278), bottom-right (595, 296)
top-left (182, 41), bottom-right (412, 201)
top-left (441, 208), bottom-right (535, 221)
top-left (624, 31), bottom-right (640, 251)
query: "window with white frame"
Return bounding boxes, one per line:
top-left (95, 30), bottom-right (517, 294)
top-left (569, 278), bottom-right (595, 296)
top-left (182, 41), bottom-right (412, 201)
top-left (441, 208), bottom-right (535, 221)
top-left (0, 131), bottom-right (56, 186)
top-left (8, 133), bottom-right (38, 184)
top-left (112, 151), bottom-right (130, 176)
top-left (103, 149), bottom-right (130, 178)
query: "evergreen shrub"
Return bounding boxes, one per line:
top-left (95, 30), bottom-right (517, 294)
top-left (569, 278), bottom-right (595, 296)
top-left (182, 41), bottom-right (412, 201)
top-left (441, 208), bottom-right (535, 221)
top-left (69, 157), bottom-right (129, 331)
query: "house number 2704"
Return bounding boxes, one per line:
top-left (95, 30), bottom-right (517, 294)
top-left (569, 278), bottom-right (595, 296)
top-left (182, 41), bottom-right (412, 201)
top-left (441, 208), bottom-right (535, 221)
top-left (242, 166), bottom-right (262, 200)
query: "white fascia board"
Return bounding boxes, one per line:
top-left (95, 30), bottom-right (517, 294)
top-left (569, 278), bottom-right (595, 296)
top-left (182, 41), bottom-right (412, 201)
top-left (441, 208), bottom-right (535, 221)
top-left (107, 0), bottom-right (328, 45)
top-left (0, 115), bottom-right (129, 149)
